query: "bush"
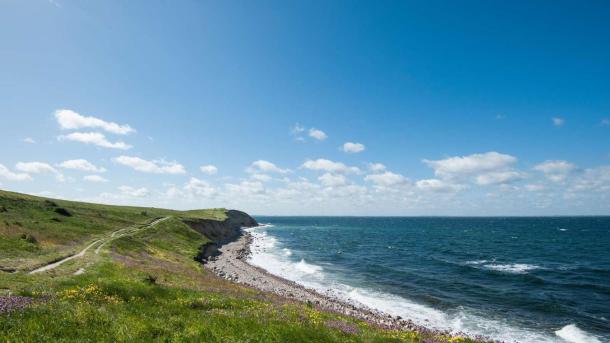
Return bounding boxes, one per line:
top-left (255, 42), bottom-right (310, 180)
top-left (44, 200), bottom-right (58, 207)
top-left (0, 205), bottom-right (7, 212)
top-left (20, 234), bottom-right (37, 244)
top-left (144, 275), bottom-right (157, 285)
top-left (141, 211), bottom-right (148, 216)
top-left (24, 234), bottom-right (37, 244)
top-left (54, 208), bottom-right (72, 217)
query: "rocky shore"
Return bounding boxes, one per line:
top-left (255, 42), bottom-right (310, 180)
top-left (203, 229), bottom-right (456, 337)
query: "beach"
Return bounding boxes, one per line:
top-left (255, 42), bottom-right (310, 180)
top-left (204, 229), bottom-right (448, 337)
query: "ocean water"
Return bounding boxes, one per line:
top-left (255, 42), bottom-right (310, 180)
top-left (246, 217), bottom-right (610, 343)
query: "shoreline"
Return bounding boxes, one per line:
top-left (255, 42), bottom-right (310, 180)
top-left (204, 228), bottom-right (465, 338)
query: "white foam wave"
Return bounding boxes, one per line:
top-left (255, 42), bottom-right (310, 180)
top-left (484, 263), bottom-right (542, 274)
top-left (245, 226), bottom-right (601, 343)
top-left (282, 248), bottom-right (293, 256)
top-left (555, 324), bottom-right (601, 343)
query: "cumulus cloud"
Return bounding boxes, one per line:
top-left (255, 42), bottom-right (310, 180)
top-left (59, 159), bottom-right (106, 173)
top-left (58, 132), bottom-right (132, 150)
top-left (246, 160), bottom-right (288, 174)
top-left (365, 171), bottom-right (407, 187)
top-left (424, 152), bottom-right (517, 178)
top-left (475, 171), bottom-right (525, 185)
top-left (415, 179), bottom-right (465, 193)
top-left (0, 164), bottom-right (32, 181)
top-left (83, 175), bottom-right (108, 183)
top-left (23, 137), bottom-right (36, 144)
top-left (117, 186), bottom-right (149, 197)
top-left (115, 156), bottom-right (186, 174)
top-left (54, 109), bottom-right (135, 135)
top-left (533, 160), bottom-right (576, 182)
top-left (200, 165), bottom-right (218, 175)
top-left (318, 173), bottom-right (347, 187)
top-left (568, 166), bottom-right (610, 193)
top-left (250, 174), bottom-right (272, 182)
top-left (184, 177), bottom-right (217, 197)
top-left (302, 159), bottom-right (360, 174)
top-left (226, 180), bottom-right (266, 196)
top-left (552, 117), bottom-right (565, 127)
top-left (367, 163), bottom-right (386, 172)
top-left (342, 142), bottom-right (365, 153)
top-left (15, 162), bottom-right (64, 181)
top-left (308, 128), bottom-right (327, 141)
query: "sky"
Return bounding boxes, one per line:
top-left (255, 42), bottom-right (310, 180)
top-left (1, 0), bottom-right (610, 215)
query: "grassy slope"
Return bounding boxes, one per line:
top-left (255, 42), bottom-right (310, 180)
top-left (0, 190), bottom-right (482, 343)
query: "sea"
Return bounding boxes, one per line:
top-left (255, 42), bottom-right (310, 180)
top-left (246, 217), bottom-right (610, 343)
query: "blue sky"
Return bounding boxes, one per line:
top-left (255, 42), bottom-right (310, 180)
top-left (1, 0), bottom-right (610, 215)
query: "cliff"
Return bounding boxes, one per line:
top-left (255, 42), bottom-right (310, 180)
top-left (185, 209), bottom-right (258, 262)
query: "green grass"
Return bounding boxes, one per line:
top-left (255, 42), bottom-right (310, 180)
top-left (0, 189), bottom-right (223, 270)
top-left (0, 190), bottom-right (485, 343)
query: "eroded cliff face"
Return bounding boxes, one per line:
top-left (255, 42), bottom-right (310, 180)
top-left (185, 209), bottom-right (258, 263)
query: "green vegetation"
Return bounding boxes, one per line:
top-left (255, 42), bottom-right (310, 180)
top-left (0, 190), bottom-right (483, 342)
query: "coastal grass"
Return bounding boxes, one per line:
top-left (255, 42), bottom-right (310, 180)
top-left (0, 189), bottom-right (223, 270)
top-left (0, 190), bottom-right (485, 343)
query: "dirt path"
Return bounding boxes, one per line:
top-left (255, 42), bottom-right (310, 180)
top-left (29, 216), bottom-right (170, 275)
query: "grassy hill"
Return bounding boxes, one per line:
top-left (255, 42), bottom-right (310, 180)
top-left (0, 190), bottom-right (480, 342)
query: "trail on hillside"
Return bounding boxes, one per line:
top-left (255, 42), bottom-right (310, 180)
top-left (29, 216), bottom-right (170, 274)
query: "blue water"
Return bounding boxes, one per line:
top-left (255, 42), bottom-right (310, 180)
top-left (247, 217), bottom-right (610, 343)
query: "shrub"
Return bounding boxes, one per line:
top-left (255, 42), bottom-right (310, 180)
top-left (24, 234), bottom-right (37, 244)
top-left (141, 211), bottom-right (148, 216)
top-left (44, 200), bottom-right (58, 207)
top-left (54, 208), bottom-right (72, 217)
top-left (144, 275), bottom-right (157, 285)
top-left (0, 205), bottom-right (7, 212)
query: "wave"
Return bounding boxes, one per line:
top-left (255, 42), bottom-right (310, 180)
top-left (244, 226), bottom-right (598, 343)
top-left (555, 324), bottom-right (601, 343)
top-left (483, 263), bottom-right (544, 274)
top-left (464, 260), bottom-right (544, 274)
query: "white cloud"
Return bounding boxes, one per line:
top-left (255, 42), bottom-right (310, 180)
top-left (200, 165), bottom-right (218, 175)
top-left (368, 163), bottom-right (386, 172)
top-left (318, 173), bottom-right (347, 187)
top-left (118, 186), bottom-right (150, 197)
top-left (0, 164), bottom-right (32, 181)
top-left (251, 174), bottom-right (272, 182)
top-left (308, 128), bottom-right (327, 141)
top-left (23, 137), bottom-right (36, 144)
top-left (416, 179), bottom-right (465, 193)
top-left (568, 166), bottom-right (610, 193)
top-left (247, 160), bottom-right (288, 174)
top-left (475, 171), bottom-right (525, 185)
top-left (423, 152), bottom-right (517, 178)
top-left (291, 123), bottom-right (305, 134)
top-left (58, 132), bottom-right (132, 150)
top-left (533, 160), bottom-right (576, 182)
top-left (184, 177), bottom-right (216, 197)
top-left (552, 117), bottom-right (564, 127)
top-left (115, 156), bottom-right (186, 174)
top-left (15, 162), bottom-right (64, 182)
top-left (54, 109), bottom-right (135, 135)
top-left (365, 171), bottom-right (407, 187)
top-left (83, 175), bottom-right (108, 183)
top-left (226, 180), bottom-right (266, 195)
top-left (342, 142), bottom-right (365, 153)
top-left (15, 162), bottom-right (57, 174)
top-left (302, 159), bottom-right (360, 174)
top-left (524, 184), bottom-right (545, 192)
top-left (601, 118), bottom-right (610, 126)
top-left (59, 159), bottom-right (106, 173)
